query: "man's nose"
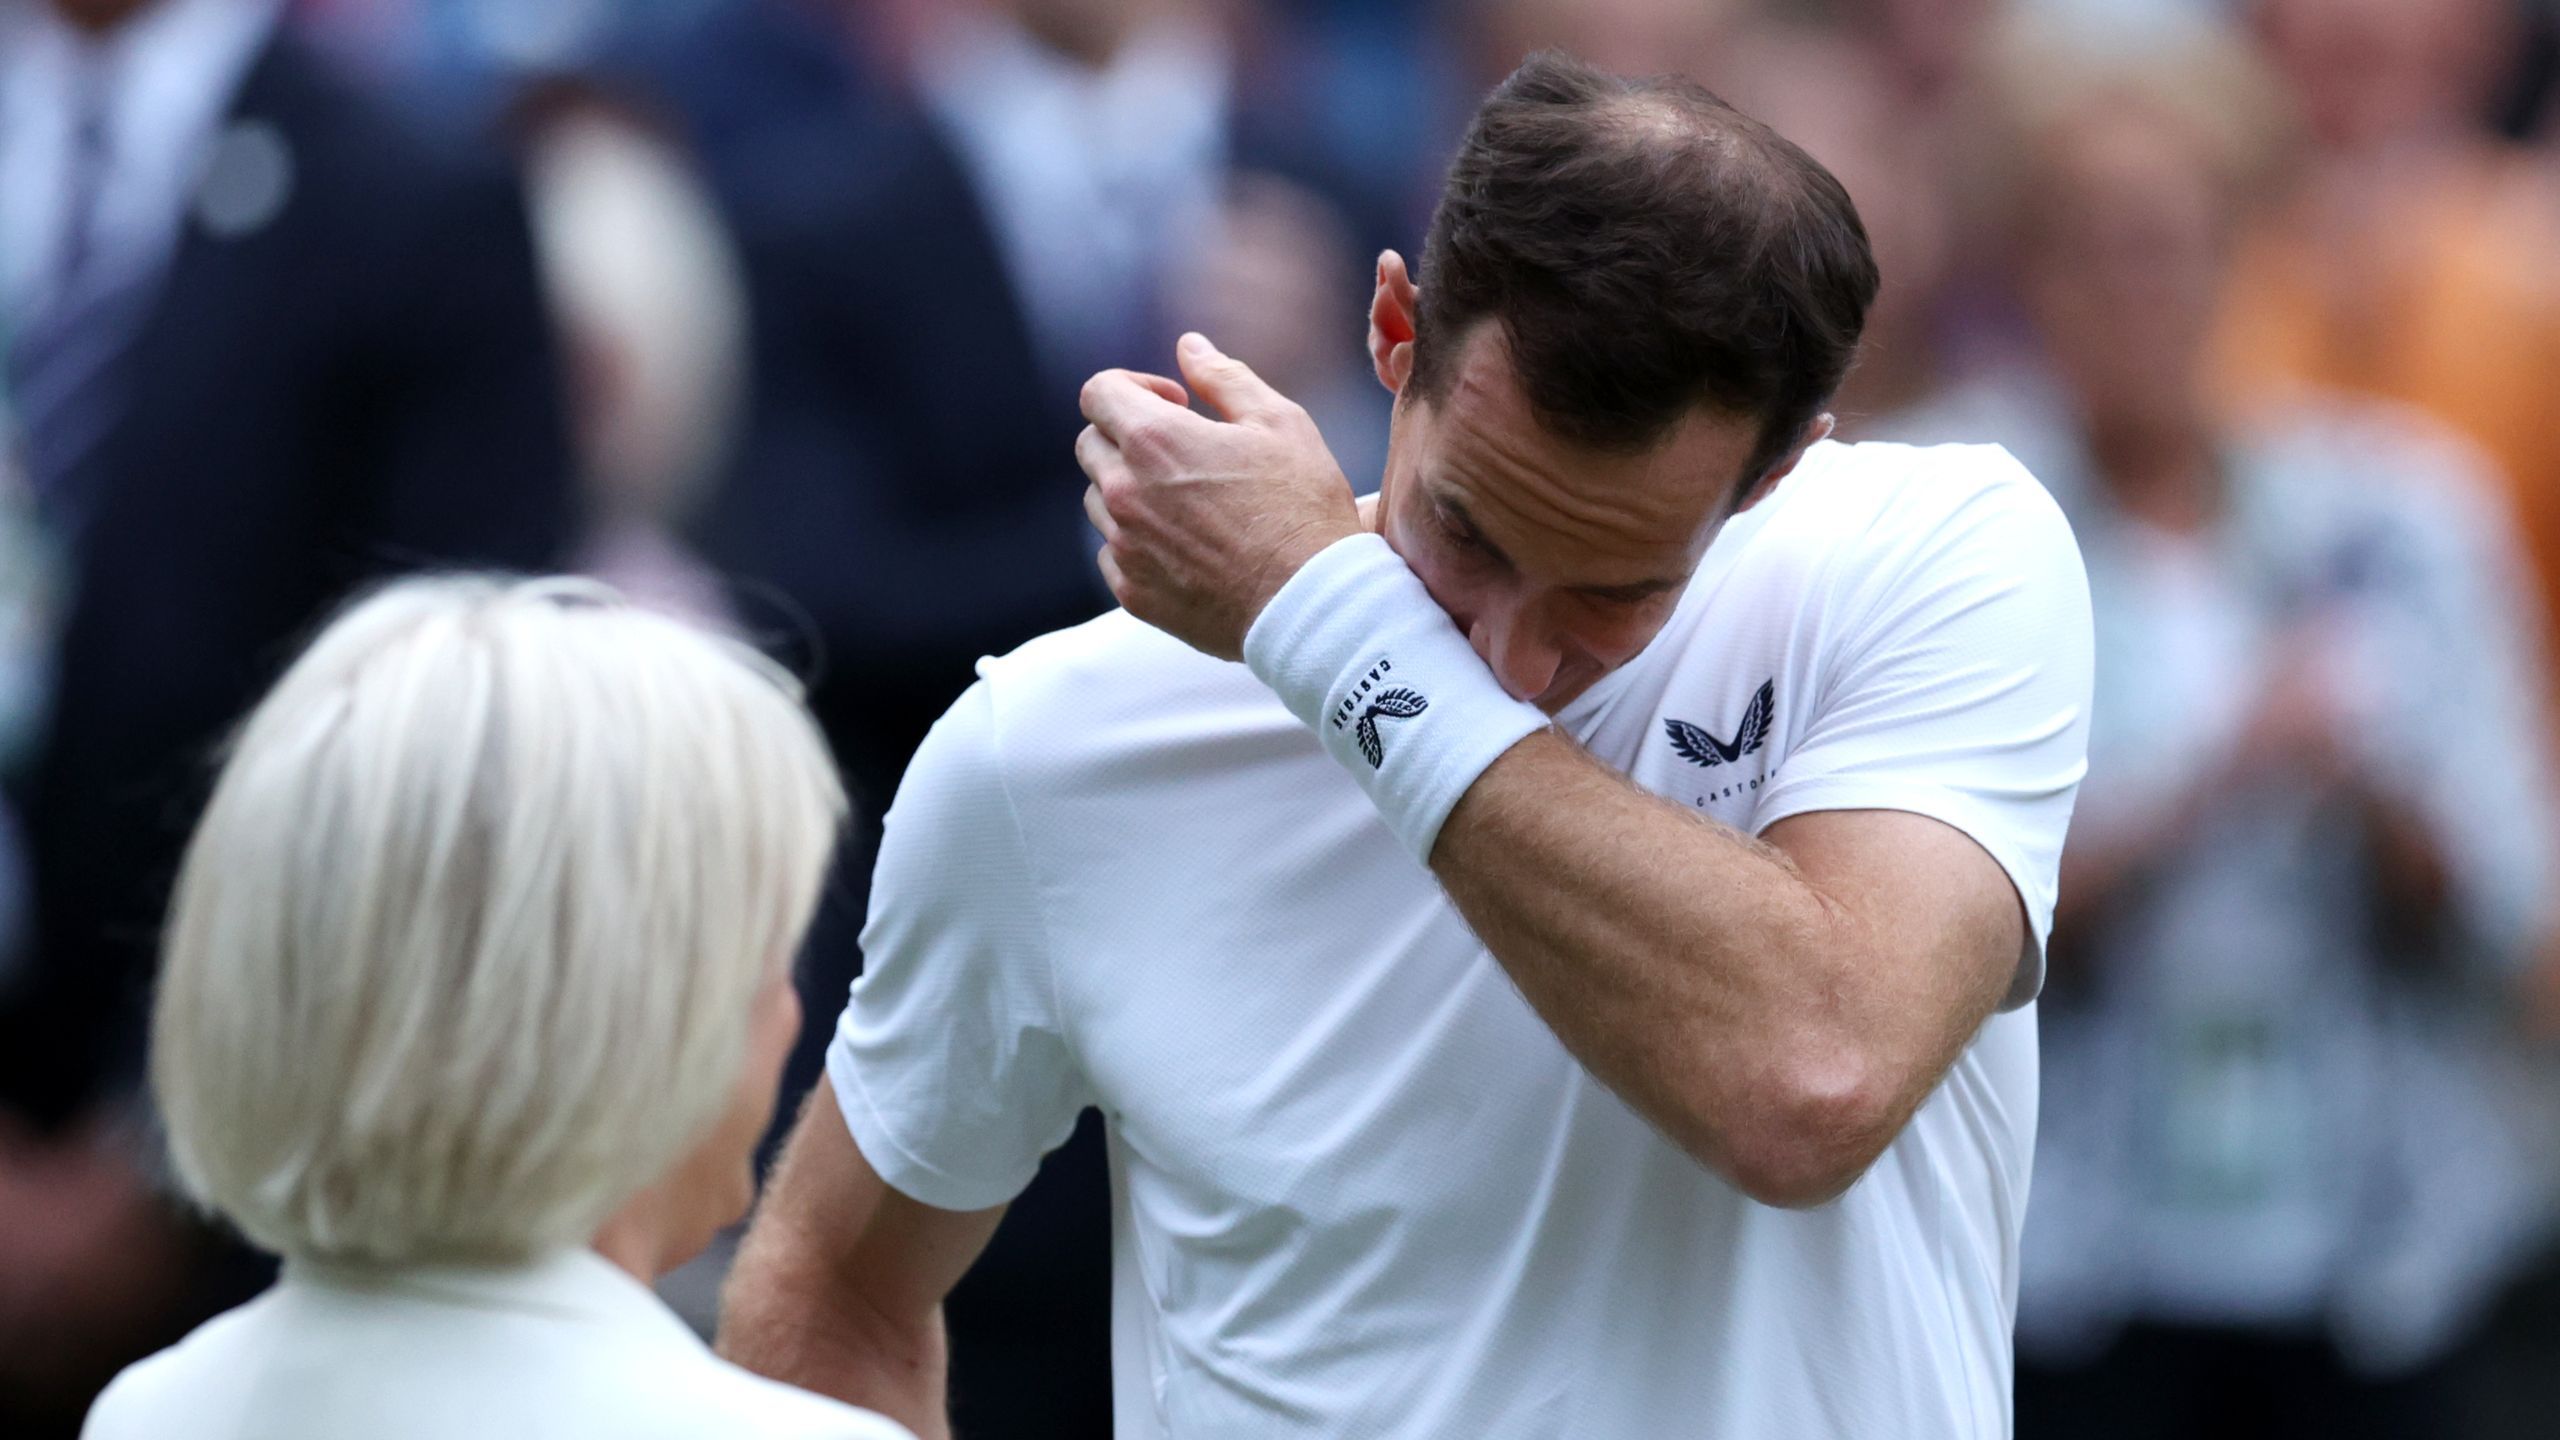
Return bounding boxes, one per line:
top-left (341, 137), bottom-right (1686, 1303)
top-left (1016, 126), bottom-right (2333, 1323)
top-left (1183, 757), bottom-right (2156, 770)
top-left (1469, 608), bottom-right (1563, 704)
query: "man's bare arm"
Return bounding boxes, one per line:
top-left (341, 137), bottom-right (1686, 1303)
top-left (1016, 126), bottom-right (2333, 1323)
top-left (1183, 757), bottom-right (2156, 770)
top-left (1432, 730), bottom-right (2023, 1207)
top-left (719, 1086), bottom-right (1006, 1439)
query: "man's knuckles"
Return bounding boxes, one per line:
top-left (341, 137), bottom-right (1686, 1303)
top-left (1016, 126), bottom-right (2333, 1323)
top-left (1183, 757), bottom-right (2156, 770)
top-left (1089, 463), bottom-right (1134, 506)
top-left (1119, 415), bottom-right (1186, 464)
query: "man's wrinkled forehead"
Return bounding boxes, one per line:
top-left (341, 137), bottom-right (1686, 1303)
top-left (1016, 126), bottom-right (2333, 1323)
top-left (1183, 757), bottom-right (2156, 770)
top-left (1404, 327), bottom-right (1758, 543)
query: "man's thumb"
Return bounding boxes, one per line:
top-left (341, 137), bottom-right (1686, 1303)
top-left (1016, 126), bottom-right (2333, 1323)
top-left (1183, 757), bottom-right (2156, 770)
top-left (1176, 332), bottom-right (1281, 423)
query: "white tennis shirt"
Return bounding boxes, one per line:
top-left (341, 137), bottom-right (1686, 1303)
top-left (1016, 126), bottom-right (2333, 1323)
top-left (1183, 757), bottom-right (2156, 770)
top-left (830, 439), bottom-right (2093, 1438)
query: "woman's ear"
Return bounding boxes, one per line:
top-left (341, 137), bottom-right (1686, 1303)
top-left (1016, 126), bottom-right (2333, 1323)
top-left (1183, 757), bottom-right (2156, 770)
top-left (1369, 249), bottom-right (1419, 395)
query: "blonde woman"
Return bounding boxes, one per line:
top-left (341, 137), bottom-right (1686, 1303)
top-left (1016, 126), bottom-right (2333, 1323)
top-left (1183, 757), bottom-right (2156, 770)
top-left (82, 577), bottom-right (910, 1440)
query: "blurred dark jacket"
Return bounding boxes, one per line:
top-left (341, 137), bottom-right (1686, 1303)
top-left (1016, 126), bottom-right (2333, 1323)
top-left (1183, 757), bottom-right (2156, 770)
top-left (0, 28), bottom-right (575, 1128)
top-left (653, 2), bottom-right (1396, 822)
top-left (666, 18), bottom-right (1106, 819)
top-left (634, 12), bottom-right (1396, 1437)
top-left (632, 11), bottom-right (1114, 1438)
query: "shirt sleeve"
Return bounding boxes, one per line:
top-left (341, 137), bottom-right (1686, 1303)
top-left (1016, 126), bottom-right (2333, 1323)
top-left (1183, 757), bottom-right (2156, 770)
top-left (827, 678), bottom-right (1091, 1212)
top-left (1750, 446), bottom-right (2096, 1008)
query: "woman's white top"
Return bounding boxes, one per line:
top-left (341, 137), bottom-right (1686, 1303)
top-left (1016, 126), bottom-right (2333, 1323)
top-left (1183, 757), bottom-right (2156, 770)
top-left (81, 1247), bottom-right (914, 1440)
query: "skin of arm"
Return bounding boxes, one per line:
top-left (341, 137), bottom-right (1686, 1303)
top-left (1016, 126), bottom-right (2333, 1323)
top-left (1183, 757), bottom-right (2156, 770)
top-left (1433, 731), bottom-right (2023, 1208)
top-left (1075, 337), bottom-right (2033, 1209)
top-left (718, 1085), bottom-right (1006, 1439)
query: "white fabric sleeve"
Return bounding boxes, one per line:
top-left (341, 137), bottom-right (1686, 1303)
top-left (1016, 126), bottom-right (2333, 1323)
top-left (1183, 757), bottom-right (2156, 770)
top-left (1750, 449), bottom-right (2095, 1008)
top-left (1243, 533), bottom-right (1551, 860)
top-left (827, 679), bottom-right (1090, 1213)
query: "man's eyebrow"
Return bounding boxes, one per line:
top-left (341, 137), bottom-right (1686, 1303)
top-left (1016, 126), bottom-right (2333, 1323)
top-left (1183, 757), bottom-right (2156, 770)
top-left (1439, 490), bottom-right (1684, 601)
top-left (1573, 574), bottom-right (1689, 604)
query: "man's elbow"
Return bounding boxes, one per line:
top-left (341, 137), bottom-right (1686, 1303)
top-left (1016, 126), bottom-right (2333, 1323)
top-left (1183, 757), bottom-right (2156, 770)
top-left (1694, 1058), bottom-right (1903, 1210)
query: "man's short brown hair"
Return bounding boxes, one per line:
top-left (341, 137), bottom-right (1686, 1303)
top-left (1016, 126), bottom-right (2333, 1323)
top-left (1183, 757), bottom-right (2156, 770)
top-left (1410, 52), bottom-right (1881, 488)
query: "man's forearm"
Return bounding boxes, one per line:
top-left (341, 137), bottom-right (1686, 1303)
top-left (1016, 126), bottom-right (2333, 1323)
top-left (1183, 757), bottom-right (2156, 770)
top-left (1430, 731), bottom-right (2002, 1206)
top-left (718, 1239), bottom-right (951, 1438)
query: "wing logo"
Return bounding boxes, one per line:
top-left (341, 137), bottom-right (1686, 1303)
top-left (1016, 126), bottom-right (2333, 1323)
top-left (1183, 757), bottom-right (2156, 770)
top-left (1665, 679), bottom-right (1775, 769)
top-left (1353, 688), bottom-right (1429, 768)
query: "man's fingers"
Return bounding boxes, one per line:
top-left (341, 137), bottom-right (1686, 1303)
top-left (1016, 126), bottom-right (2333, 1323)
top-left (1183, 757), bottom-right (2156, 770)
top-left (1074, 423), bottom-right (1119, 486)
top-left (1175, 332), bottom-right (1290, 426)
top-left (1097, 545), bottom-right (1130, 604)
top-left (1082, 482), bottom-right (1118, 541)
top-left (1130, 371), bottom-right (1190, 408)
top-left (1080, 368), bottom-right (1198, 443)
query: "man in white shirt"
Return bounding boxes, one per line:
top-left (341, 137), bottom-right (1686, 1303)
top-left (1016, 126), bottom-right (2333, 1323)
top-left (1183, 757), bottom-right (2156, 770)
top-left (723, 52), bottom-right (2092, 1439)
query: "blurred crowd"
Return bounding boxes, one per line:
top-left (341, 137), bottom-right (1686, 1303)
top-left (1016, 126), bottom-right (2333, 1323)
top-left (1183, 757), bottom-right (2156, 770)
top-left (2, 0), bottom-right (2557, 1435)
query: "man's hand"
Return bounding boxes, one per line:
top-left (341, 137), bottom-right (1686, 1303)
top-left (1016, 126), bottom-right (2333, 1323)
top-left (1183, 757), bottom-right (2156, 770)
top-left (2225, 636), bottom-right (2358, 791)
top-left (1076, 332), bottom-right (1362, 660)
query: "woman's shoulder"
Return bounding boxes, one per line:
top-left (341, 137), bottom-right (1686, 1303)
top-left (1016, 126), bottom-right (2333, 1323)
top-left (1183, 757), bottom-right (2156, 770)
top-left (80, 1294), bottom-right (282, 1438)
top-left (81, 1279), bottom-right (912, 1440)
top-left (413, 1280), bottom-right (918, 1440)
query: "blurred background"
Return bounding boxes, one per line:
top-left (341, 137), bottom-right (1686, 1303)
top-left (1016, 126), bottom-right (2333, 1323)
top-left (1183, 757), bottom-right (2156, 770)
top-left (1, 0), bottom-right (2556, 1435)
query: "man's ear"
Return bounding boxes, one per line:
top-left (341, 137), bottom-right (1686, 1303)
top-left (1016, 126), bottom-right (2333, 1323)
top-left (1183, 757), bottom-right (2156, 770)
top-left (1735, 414), bottom-right (1835, 513)
top-left (1369, 249), bottom-right (1419, 396)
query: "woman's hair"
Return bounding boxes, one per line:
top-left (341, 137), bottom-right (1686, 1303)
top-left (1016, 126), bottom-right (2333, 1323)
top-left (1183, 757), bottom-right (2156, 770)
top-left (151, 575), bottom-right (845, 1265)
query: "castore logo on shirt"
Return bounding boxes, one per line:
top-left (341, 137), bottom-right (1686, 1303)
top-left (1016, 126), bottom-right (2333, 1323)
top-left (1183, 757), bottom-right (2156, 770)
top-left (1666, 679), bottom-right (1776, 805)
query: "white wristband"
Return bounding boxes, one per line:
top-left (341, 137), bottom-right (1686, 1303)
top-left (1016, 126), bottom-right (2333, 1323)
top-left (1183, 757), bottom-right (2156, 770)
top-left (1243, 533), bottom-right (1550, 861)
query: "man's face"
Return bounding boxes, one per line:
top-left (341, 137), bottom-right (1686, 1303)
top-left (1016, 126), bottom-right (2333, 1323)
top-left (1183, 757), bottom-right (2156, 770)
top-left (1377, 327), bottom-right (1768, 714)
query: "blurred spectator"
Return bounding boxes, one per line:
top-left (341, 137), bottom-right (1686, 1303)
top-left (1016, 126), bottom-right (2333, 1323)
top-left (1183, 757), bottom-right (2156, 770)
top-left (0, 0), bottom-right (574, 1126)
top-left (1465, 3), bottom-right (1988, 434)
top-left (1788, 0), bottom-right (2005, 107)
top-left (629, 2), bottom-right (1384, 1435)
top-left (638, 6), bottom-right (1130, 1433)
top-left (1712, 19), bottom-right (1965, 429)
top-left (0, 0), bottom-right (572, 1427)
top-left (1887, 18), bottom-right (2560, 1436)
top-left (649, 0), bottom-right (1385, 831)
top-left (1165, 170), bottom-right (1389, 484)
top-left (1464, 0), bottom-right (1744, 88)
top-left (2217, 0), bottom-right (2560, 714)
top-left (518, 84), bottom-right (744, 627)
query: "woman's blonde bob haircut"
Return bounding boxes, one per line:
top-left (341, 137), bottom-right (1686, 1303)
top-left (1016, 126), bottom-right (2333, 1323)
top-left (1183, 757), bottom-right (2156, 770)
top-left (151, 575), bottom-right (845, 1265)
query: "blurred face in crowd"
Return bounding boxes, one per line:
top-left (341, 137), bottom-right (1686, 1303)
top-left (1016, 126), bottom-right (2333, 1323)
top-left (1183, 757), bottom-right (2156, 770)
top-left (1713, 28), bottom-right (1955, 395)
top-left (1865, 0), bottom-right (2000, 95)
top-left (2019, 105), bottom-right (2232, 441)
top-left (997, 0), bottom-right (1176, 67)
top-left (2254, 0), bottom-right (2508, 150)
top-left (48, 0), bottom-right (159, 32)
top-left (1369, 319), bottom-right (1779, 714)
top-left (1478, 0), bottom-right (1742, 87)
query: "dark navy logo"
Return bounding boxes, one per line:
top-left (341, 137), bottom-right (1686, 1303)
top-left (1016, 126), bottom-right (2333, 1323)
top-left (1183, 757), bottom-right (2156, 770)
top-left (1666, 679), bottom-right (1774, 769)
top-left (1352, 689), bottom-right (1429, 768)
top-left (1331, 656), bottom-right (1429, 768)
